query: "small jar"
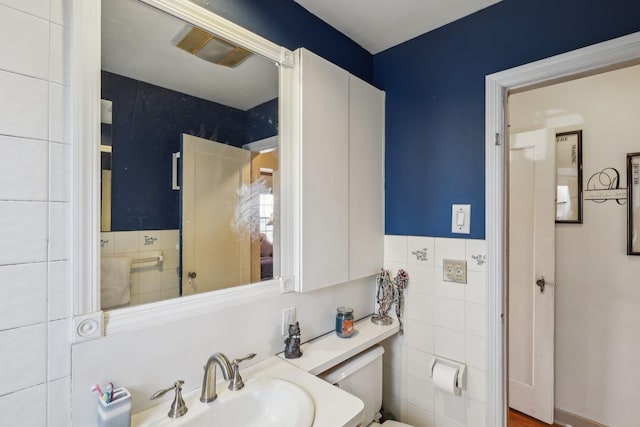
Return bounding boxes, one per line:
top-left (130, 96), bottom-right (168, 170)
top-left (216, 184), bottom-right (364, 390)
top-left (335, 307), bottom-right (355, 338)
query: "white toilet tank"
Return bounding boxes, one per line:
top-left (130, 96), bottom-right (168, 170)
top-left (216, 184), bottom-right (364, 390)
top-left (319, 345), bottom-right (385, 425)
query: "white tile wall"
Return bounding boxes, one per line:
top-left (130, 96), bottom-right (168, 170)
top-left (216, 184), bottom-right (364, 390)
top-left (102, 229), bottom-right (180, 307)
top-left (383, 235), bottom-right (487, 427)
top-left (0, 2), bottom-right (72, 425)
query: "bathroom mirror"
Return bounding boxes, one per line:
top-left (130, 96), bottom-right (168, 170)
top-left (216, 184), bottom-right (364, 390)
top-left (71, 0), bottom-right (296, 338)
top-left (99, 0), bottom-right (281, 310)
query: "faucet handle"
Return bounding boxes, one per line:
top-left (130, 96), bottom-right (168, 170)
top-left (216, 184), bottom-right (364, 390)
top-left (150, 380), bottom-right (188, 419)
top-left (229, 353), bottom-right (256, 391)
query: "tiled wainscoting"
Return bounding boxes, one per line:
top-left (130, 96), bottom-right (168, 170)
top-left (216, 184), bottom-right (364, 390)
top-left (101, 230), bottom-right (180, 306)
top-left (381, 235), bottom-right (487, 427)
top-left (0, 1), bottom-right (72, 425)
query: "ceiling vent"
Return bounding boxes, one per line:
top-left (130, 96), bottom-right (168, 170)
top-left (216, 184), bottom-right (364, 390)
top-left (172, 25), bottom-right (252, 68)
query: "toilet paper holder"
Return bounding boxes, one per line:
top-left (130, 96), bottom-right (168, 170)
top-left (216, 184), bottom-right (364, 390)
top-left (429, 356), bottom-right (467, 393)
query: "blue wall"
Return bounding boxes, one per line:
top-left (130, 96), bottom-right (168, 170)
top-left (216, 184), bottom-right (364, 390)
top-left (102, 71), bottom-right (277, 231)
top-left (191, 0), bottom-right (372, 83)
top-left (374, 0), bottom-right (640, 239)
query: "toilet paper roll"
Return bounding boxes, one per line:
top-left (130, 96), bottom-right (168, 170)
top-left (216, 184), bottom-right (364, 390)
top-left (432, 363), bottom-right (459, 395)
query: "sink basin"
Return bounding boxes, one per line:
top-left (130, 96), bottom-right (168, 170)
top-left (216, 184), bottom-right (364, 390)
top-left (133, 377), bottom-right (315, 427)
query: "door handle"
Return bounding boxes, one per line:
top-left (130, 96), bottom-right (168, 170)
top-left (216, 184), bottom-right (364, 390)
top-left (188, 271), bottom-right (197, 279)
top-left (536, 277), bottom-right (546, 293)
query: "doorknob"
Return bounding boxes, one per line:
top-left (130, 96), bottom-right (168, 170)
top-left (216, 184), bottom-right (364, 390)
top-left (536, 277), bottom-right (546, 293)
top-left (188, 271), bottom-right (197, 279)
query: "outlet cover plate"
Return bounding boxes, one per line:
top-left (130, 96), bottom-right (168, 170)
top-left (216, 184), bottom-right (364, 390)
top-left (443, 259), bottom-right (467, 284)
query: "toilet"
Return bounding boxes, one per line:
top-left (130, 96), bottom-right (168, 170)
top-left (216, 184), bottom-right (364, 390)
top-left (319, 345), bottom-right (412, 427)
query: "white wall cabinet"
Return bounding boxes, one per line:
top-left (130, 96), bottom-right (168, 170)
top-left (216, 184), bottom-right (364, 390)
top-left (295, 48), bottom-right (384, 292)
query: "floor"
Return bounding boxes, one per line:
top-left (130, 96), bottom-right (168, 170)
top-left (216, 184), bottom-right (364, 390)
top-left (508, 409), bottom-right (556, 427)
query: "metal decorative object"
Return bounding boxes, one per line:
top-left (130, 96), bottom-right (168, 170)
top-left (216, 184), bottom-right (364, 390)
top-left (372, 268), bottom-right (410, 332)
top-left (284, 321), bottom-right (303, 359)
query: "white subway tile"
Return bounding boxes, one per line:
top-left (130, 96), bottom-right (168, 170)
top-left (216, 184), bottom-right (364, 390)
top-left (434, 271), bottom-right (465, 301)
top-left (435, 414), bottom-right (463, 427)
top-left (48, 376), bottom-right (71, 427)
top-left (434, 298), bottom-right (465, 332)
top-left (162, 248), bottom-right (179, 269)
top-left (465, 271), bottom-right (486, 305)
top-left (48, 318), bottom-right (71, 380)
top-left (49, 83), bottom-right (64, 143)
top-left (465, 239), bottom-right (487, 272)
top-left (382, 337), bottom-right (406, 373)
top-left (49, 201), bottom-right (71, 260)
top-left (466, 367), bottom-right (486, 403)
top-left (48, 260), bottom-right (71, 320)
top-left (383, 365), bottom-right (406, 399)
top-left (434, 327), bottom-right (465, 362)
top-left (113, 231), bottom-right (139, 253)
top-left (433, 388), bottom-right (466, 426)
top-left (407, 265), bottom-right (435, 295)
top-left (100, 232), bottom-right (114, 254)
top-left (465, 303), bottom-right (486, 338)
top-left (0, 135), bottom-right (47, 201)
top-left (0, 384), bottom-right (46, 427)
top-left (407, 236), bottom-right (435, 266)
top-left (161, 229), bottom-right (179, 250)
top-left (0, 201), bottom-right (47, 265)
top-left (140, 230), bottom-right (161, 250)
top-left (466, 399), bottom-right (486, 427)
top-left (0, 0), bottom-right (48, 19)
top-left (385, 235), bottom-right (407, 263)
top-left (49, 23), bottom-right (63, 84)
top-left (434, 238), bottom-right (465, 267)
top-left (0, 323), bottom-right (46, 395)
top-left (0, 70), bottom-right (48, 140)
top-left (406, 347), bottom-right (433, 381)
top-left (50, 0), bottom-right (63, 25)
top-left (406, 402), bottom-right (435, 427)
top-left (404, 319), bottom-right (434, 354)
top-left (0, 5), bottom-right (49, 79)
top-left (49, 141), bottom-right (71, 201)
top-left (0, 262), bottom-right (46, 330)
top-left (407, 374), bottom-right (434, 412)
top-left (382, 392), bottom-right (407, 423)
top-left (405, 291), bottom-right (434, 324)
top-left (465, 335), bottom-right (486, 370)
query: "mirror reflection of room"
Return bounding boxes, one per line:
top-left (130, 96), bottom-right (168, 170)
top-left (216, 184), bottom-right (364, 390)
top-left (99, 0), bottom-right (279, 310)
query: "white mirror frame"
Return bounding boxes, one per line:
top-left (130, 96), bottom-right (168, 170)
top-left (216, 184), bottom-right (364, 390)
top-left (71, 0), bottom-right (297, 342)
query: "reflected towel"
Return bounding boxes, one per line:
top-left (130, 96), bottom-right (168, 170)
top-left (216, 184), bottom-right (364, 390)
top-left (101, 257), bottom-right (132, 309)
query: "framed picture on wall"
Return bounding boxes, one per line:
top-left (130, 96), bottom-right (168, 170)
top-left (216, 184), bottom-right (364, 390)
top-left (556, 130), bottom-right (583, 223)
top-left (627, 152), bottom-right (640, 255)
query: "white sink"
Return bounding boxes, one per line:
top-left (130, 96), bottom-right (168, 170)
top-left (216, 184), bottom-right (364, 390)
top-left (133, 377), bottom-right (314, 427)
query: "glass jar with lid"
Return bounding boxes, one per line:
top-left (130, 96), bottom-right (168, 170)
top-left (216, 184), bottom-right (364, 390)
top-left (335, 307), bottom-right (354, 338)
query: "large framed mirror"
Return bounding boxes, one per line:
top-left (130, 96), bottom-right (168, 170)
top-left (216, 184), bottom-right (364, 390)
top-left (72, 0), bottom-right (296, 339)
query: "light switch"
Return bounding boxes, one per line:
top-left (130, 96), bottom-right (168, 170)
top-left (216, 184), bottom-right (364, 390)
top-left (452, 204), bottom-right (471, 234)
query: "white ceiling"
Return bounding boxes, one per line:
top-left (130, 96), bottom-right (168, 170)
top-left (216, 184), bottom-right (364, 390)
top-left (295, 0), bottom-right (504, 54)
top-left (101, 0), bottom-right (278, 111)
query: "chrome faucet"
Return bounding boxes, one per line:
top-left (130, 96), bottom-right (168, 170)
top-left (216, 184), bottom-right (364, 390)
top-left (200, 353), bottom-right (233, 403)
top-left (200, 352), bottom-right (257, 403)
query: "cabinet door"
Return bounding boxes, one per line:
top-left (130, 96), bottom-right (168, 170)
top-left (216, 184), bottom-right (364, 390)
top-left (349, 75), bottom-right (384, 280)
top-left (299, 48), bottom-right (350, 291)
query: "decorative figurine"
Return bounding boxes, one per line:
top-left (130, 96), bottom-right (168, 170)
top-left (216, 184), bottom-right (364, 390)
top-left (284, 322), bottom-right (303, 359)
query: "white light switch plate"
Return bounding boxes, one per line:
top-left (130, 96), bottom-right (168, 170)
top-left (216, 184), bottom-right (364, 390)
top-left (452, 204), bottom-right (471, 234)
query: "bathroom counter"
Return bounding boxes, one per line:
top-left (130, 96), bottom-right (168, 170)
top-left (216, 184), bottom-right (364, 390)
top-left (278, 315), bottom-right (400, 375)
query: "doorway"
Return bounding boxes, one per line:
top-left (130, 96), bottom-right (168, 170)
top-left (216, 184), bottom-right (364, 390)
top-left (484, 32), bottom-right (640, 427)
top-left (505, 62), bottom-right (640, 427)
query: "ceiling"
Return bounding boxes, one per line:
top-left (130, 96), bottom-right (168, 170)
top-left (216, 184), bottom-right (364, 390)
top-left (102, 0), bottom-right (278, 111)
top-left (102, 0), bottom-right (504, 109)
top-left (294, 0), bottom-right (504, 54)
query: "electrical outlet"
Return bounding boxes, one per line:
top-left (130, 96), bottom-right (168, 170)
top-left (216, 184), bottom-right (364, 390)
top-left (443, 259), bottom-right (467, 284)
top-left (282, 307), bottom-right (296, 336)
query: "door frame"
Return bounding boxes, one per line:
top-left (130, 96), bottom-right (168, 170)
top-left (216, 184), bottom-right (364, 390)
top-left (485, 31), bottom-right (640, 427)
